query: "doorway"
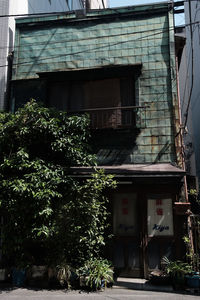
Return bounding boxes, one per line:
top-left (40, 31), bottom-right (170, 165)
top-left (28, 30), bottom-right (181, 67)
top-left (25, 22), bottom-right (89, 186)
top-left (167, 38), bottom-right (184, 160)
top-left (113, 192), bottom-right (144, 277)
top-left (112, 192), bottom-right (175, 278)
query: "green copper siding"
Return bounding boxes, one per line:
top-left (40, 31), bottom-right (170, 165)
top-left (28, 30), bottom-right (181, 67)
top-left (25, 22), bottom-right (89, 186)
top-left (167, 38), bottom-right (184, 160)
top-left (13, 15), bottom-right (170, 80)
top-left (12, 3), bottom-right (178, 165)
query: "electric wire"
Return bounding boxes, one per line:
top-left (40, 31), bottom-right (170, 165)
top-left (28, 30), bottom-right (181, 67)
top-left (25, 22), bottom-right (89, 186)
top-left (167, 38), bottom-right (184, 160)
top-left (101, 0), bottom-right (105, 9)
top-left (0, 17), bottom-right (198, 53)
top-left (0, 24), bottom-right (178, 69)
top-left (0, 1), bottom-right (185, 18)
top-left (180, 31), bottom-right (194, 112)
top-left (180, 0), bottom-right (198, 112)
top-left (0, 2), bottom-right (190, 78)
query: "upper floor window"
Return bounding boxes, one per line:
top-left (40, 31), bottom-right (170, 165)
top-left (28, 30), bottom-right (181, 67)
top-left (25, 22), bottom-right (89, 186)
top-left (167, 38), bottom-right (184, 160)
top-left (47, 65), bottom-right (141, 129)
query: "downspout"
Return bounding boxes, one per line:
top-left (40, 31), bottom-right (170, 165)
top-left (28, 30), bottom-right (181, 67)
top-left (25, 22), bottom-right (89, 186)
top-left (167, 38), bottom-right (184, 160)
top-left (175, 55), bottom-right (188, 202)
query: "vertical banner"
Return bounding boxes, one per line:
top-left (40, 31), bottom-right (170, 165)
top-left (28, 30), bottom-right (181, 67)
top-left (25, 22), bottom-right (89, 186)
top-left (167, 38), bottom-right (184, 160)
top-left (148, 197), bottom-right (174, 236)
top-left (113, 193), bottom-right (138, 236)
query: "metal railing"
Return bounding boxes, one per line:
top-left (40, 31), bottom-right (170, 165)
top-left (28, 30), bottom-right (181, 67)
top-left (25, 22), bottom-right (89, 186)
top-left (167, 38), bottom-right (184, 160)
top-left (69, 105), bottom-right (148, 129)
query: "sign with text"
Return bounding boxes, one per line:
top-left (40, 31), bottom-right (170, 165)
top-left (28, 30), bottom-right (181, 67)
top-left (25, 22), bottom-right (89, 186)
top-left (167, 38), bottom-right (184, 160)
top-left (148, 197), bottom-right (173, 236)
top-left (113, 193), bottom-right (138, 236)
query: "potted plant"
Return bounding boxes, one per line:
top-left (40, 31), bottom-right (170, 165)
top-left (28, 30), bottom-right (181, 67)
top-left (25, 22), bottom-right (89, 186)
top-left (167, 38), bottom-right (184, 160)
top-left (162, 257), bottom-right (192, 290)
top-left (78, 258), bottom-right (113, 291)
top-left (12, 263), bottom-right (27, 288)
top-left (185, 271), bottom-right (200, 289)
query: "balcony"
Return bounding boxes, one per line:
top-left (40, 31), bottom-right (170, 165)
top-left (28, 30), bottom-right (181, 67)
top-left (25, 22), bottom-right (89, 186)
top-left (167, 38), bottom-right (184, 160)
top-left (69, 105), bottom-right (148, 129)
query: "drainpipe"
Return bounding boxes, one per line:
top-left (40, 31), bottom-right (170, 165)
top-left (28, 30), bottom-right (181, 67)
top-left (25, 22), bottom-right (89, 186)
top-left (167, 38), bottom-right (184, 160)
top-left (175, 55), bottom-right (188, 202)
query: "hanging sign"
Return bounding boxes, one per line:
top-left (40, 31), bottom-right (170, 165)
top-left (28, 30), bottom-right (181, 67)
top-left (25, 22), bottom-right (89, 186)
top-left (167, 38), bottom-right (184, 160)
top-left (113, 193), bottom-right (138, 236)
top-left (148, 197), bottom-right (174, 236)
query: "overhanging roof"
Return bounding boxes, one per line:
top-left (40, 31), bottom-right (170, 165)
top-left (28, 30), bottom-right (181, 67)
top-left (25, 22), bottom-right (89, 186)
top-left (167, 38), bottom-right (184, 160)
top-left (70, 163), bottom-right (185, 178)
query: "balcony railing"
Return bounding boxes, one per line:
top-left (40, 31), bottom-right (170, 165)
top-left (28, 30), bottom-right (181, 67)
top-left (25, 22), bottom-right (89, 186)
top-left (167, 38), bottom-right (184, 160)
top-left (69, 106), bottom-right (148, 129)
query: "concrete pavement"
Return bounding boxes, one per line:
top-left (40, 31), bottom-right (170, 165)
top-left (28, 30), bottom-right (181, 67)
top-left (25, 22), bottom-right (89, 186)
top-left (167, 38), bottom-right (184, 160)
top-left (0, 277), bottom-right (199, 299)
top-left (0, 287), bottom-right (199, 299)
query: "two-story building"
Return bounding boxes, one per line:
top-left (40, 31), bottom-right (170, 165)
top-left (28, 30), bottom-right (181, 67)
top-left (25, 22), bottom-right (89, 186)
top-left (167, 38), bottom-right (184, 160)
top-left (10, 2), bottom-right (188, 278)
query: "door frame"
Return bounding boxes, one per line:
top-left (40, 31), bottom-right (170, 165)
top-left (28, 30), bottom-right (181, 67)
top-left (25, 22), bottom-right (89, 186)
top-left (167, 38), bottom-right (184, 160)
top-left (111, 183), bottom-right (177, 279)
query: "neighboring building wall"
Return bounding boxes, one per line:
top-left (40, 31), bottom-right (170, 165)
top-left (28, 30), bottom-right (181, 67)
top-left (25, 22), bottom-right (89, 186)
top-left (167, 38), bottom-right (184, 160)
top-left (88, 0), bottom-right (108, 9)
top-left (183, 0), bottom-right (200, 187)
top-left (177, 27), bottom-right (196, 180)
top-left (0, 0), bottom-right (9, 110)
top-left (12, 3), bottom-right (179, 165)
top-left (27, 0), bottom-right (70, 13)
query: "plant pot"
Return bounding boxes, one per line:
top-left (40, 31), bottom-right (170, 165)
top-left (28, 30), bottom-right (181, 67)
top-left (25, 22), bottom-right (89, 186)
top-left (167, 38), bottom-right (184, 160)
top-left (172, 276), bottom-right (186, 290)
top-left (79, 275), bottom-right (87, 287)
top-left (0, 269), bottom-right (7, 281)
top-left (186, 275), bottom-right (200, 288)
top-left (12, 268), bottom-right (26, 287)
top-left (31, 265), bottom-right (47, 278)
top-left (26, 265), bottom-right (48, 288)
top-left (149, 275), bottom-right (171, 285)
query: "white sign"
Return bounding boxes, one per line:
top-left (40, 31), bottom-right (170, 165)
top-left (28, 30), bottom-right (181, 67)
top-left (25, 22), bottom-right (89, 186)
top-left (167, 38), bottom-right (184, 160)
top-left (113, 193), bottom-right (138, 236)
top-left (148, 198), bottom-right (174, 236)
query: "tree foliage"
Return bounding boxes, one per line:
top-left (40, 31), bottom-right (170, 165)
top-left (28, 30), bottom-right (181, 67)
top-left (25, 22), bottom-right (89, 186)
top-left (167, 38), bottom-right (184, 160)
top-left (0, 100), bottom-right (116, 267)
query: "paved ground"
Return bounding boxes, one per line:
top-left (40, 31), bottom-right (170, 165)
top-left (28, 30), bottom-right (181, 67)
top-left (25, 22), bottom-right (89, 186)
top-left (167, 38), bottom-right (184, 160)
top-left (0, 287), bottom-right (199, 300)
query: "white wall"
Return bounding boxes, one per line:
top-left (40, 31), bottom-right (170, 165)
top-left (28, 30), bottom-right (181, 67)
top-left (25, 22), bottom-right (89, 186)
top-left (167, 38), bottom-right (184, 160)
top-left (179, 36), bottom-right (196, 177)
top-left (89, 0), bottom-right (108, 9)
top-left (27, 0), bottom-right (69, 13)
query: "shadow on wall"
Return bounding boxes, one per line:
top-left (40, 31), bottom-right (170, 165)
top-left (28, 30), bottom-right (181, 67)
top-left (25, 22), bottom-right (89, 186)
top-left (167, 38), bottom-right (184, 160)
top-left (153, 141), bottom-right (170, 164)
top-left (0, 75), bottom-right (6, 111)
top-left (160, 17), bottom-right (177, 163)
top-left (92, 128), bottom-right (141, 165)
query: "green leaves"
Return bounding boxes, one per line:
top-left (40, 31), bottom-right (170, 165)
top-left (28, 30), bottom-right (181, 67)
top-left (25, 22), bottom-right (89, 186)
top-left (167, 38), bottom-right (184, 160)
top-left (78, 258), bottom-right (114, 290)
top-left (162, 257), bottom-right (192, 278)
top-left (52, 170), bottom-right (116, 266)
top-left (0, 100), bottom-right (116, 267)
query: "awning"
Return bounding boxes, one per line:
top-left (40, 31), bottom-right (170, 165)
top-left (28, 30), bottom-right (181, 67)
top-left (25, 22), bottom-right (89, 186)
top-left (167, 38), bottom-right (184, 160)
top-left (70, 163), bottom-right (185, 178)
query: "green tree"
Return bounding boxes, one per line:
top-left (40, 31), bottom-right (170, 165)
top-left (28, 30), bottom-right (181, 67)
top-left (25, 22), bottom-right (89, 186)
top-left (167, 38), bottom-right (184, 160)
top-left (0, 100), bottom-right (116, 267)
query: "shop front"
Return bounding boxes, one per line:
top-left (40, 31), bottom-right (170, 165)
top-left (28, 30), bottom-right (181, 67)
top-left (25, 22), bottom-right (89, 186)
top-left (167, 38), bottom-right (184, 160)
top-left (71, 163), bottom-right (186, 278)
top-left (109, 164), bottom-right (186, 278)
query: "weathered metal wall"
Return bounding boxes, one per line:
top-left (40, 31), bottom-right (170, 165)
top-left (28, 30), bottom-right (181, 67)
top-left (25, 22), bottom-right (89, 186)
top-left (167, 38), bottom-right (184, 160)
top-left (12, 3), bottom-right (180, 165)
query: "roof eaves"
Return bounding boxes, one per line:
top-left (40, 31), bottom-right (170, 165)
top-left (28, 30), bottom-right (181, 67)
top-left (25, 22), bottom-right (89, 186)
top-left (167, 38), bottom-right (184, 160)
top-left (15, 1), bottom-right (172, 27)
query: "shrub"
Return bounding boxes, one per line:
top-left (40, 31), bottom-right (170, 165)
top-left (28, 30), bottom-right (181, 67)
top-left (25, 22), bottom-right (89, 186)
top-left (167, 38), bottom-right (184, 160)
top-left (0, 100), bottom-right (116, 267)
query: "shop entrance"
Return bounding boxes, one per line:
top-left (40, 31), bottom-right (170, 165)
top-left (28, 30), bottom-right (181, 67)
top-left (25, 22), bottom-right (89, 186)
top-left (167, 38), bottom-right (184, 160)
top-left (113, 192), bottom-right (175, 278)
top-left (113, 192), bottom-right (144, 277)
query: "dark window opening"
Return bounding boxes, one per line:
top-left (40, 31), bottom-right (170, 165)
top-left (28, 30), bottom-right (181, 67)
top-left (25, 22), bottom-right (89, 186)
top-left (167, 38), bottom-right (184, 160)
top-left (48, 70), bottom-right (139, 129)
